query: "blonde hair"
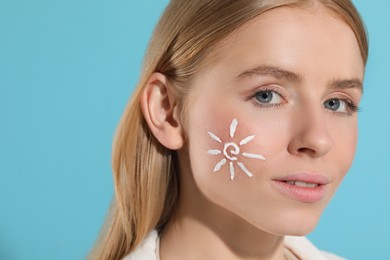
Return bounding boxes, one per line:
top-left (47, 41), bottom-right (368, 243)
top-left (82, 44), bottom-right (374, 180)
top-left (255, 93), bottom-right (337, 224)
top-left (90, 0), bottom-right (368, 259)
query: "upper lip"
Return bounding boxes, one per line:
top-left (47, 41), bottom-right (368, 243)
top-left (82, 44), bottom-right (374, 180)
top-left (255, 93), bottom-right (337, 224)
top-left (272, 172), bottom-right (330, 185)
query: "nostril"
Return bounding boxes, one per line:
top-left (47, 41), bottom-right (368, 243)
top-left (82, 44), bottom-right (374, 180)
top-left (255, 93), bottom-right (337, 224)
top-left (297, 147), bottom-right (315, 155)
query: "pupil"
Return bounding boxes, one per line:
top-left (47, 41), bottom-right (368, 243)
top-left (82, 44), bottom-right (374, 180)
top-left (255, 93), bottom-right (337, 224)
top-left (326, 99), bottom-right (340, 111)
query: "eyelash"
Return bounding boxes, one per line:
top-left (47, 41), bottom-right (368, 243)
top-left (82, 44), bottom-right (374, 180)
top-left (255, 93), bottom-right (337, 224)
top-left (329, 98), bottom-right (360, 117)
top-left (249, 88), bottom-right (360, 116)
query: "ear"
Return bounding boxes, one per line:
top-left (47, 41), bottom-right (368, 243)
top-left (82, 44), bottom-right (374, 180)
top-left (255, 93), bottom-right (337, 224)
top-left (140, 72), bottom-right (184, 150)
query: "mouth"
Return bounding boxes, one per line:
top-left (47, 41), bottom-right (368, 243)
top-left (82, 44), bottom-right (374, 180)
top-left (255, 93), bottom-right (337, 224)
top-left (271, 173), bottom-right (330, 203)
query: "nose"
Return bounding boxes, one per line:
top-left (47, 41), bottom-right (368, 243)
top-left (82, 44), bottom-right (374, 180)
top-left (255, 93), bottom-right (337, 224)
top-left (287, 107), bottom-right (333, 158)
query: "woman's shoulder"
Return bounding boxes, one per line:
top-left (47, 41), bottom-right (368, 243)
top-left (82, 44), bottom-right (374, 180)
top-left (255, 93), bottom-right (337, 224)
top-left (123, 230), bottom-right (346, 260)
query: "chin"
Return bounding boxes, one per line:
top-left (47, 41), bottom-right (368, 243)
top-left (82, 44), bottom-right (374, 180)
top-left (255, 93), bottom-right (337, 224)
top-left (282, 224), bottom-right (317, 236)
top-left (271, 211), bottom-right (322, 236)
top-left (246, 206), bottom-right (324, 237)
top-left (263, 221), bottom-right (319, 237)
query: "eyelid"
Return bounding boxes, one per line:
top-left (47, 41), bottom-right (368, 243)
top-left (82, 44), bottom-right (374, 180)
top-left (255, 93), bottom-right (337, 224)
top-left (249, 84), bottom-right (286, 98)
top-left (327, 90), bottom-right (361, 105)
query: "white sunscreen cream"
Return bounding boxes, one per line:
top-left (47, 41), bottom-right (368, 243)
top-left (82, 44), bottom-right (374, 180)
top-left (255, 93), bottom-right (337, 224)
top-left (207, 118), bottom-right (266, 181)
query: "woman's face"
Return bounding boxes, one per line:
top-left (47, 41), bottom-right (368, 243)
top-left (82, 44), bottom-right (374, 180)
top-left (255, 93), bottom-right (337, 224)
top-left (181, 6), bottom-right (364, 235)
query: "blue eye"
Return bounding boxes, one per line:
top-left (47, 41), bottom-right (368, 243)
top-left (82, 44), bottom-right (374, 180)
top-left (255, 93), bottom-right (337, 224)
top-left (323, 98), bottom-right (359, 115)
top-left (324, 99), bottom-right (342, 111)
top-left (254, 90), bottom-right (282, 104)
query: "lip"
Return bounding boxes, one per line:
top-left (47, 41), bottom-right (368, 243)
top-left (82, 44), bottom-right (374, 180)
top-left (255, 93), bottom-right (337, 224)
top-left (271, 173), bottom-right (330, 203)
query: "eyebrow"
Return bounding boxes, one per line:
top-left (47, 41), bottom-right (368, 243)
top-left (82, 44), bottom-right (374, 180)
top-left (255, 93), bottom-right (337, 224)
top-left (329, 78), bottom-right (363, 93)
top-left (236, 65), bottom-right (303, 83)
top-left (236, 64), bottom-right (363, 93)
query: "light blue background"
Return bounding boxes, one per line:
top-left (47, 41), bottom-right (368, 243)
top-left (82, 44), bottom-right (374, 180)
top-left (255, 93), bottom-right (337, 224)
top-left (0, 1), bottom-right (388, 259)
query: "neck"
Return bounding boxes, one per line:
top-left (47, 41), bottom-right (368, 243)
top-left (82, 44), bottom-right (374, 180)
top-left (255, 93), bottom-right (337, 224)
top-left (159, 166), bottom-right (286, 260)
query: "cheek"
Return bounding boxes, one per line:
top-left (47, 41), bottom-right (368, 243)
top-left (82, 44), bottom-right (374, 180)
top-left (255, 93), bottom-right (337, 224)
top-left (188, 115), bottom-right (269, 208)
top-left (187, 113), bottom-right (280, 219)
top-left (187, 115), bottom-right (314, 235)
top-left (330, 124), bottom-right (358, 180)
top-left (192, 116), bottom-right (272, 182)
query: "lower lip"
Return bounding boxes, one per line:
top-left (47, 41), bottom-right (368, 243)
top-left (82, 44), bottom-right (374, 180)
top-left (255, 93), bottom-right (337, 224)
top-left (271, 180), bottom-right (326, 203)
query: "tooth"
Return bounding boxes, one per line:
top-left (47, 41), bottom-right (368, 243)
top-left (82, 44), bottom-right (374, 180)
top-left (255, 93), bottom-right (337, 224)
top-left (294, 181), bottom-right (317, 188)
top-left (284, 181), bottom-right (319, 187)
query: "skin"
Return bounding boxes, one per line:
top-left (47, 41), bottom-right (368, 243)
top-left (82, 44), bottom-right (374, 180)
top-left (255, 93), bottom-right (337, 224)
top-left (157, 5), bottom-right (364, 260)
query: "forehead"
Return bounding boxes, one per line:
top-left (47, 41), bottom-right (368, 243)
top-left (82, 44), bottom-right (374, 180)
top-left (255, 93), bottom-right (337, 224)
top-left (197, 5), bottom-right (364, 84)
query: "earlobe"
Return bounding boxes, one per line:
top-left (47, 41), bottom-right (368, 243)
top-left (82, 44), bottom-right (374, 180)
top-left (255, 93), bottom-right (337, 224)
top-left (140, 72), bottom-right (184, 150)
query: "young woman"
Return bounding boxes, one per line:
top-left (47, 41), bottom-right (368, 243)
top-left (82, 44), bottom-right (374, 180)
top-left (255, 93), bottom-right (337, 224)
top-left (91, 0), bottom-right (368, 259)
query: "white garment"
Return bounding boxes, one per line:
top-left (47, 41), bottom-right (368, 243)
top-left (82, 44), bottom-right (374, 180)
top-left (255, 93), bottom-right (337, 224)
top-left (123, 230), bottom-right (346, 260)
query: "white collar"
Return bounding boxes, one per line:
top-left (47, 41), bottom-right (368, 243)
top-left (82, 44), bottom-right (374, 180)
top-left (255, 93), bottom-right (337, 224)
top-left (123, 230), bottom-right (345, 260)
